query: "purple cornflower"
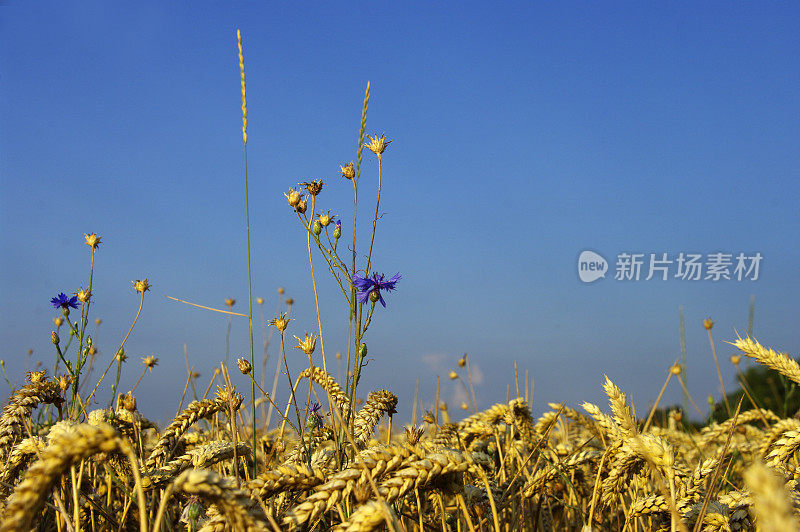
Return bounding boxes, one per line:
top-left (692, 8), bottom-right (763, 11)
top-left (307, 401), bottom-right (324, 429)
top-left (51, 292), bottom-right (79, 310)
top-left (353, 272), bottom-right (401, 307)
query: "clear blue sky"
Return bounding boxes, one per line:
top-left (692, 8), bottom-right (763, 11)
top-left (2, 2), bottom-right (799, 425)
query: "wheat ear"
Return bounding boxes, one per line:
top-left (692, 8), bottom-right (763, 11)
top-left (170, 468), bottom-right (268, 531)
top-left (1, 423), bottom-right (143, 532)
top-left (142, 440), bottom-right (250, 489)
top-left (354, 390), bottom-right (397, 447)
top-left (145, 391), bottom-right (240, 469)
top-left (733, 337), bottom-right (800, 385)
top-left (333, 500), bottom-right (400, 532)
top-left (743, 460), bottom-right (800, 532)
top-left (0, 380), bottom-right (63, 459)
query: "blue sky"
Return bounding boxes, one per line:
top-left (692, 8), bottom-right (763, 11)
top-left (1, 2), bottom-right (799, 425)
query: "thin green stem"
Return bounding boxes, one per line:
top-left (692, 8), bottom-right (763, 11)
top-left (243, 137), bottom-right (257, 474)
top-left (307, 196), bottom-right (326, 373)
top-left (81, 291), bottom-right (144, 418)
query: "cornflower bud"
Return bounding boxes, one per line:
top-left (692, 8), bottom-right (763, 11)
top-left (237, 357), bottom-right (252, 375)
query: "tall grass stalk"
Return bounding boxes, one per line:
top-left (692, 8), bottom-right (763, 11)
top-left (236, 29), bottom-right (257, 473)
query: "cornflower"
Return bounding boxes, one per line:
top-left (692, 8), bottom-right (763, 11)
top-left (51, 293), bottom-right (79, 310)
top-left (353, 272), bottom-right (401, 307)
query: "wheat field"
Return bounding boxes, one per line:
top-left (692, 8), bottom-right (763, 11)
top-left (2, 32), bottom-right (798, 531)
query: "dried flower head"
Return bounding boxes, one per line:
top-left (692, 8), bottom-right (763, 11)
top-left (301, 179), bottom-right (324, 196)
top-left (120, 392), bottom-right (136, 411)
top-left (268, 312), bottom-right (291, 332)
top-left (317, 211), bottom-right (335, 227)
top-left (75, 287), bottom-right (92, 304)
top-left (670, 364), bottom-right (682, 375)
top-left (27, 370), bottom-right (47, 383)
top-left (703, 318), bottom-right (714, 330)
top-left (51, 293), bottom-right (79, 311)
top-left (55, 374), bottom-right (71, 392)
top-left (293, 333), bottom-right (317, 355)
top-left (142, 356), bottom-right (159, 369)
top-left (405, 425), bottom-right (424, 444)
top-left (237, 357), bottom-right (252, 375)
top-left (340, 162), bottom-right (355, 180)
top-left (84, 233), bottom-right (102, 249)
top-left (216, 385), bottom-right (244, 409)
top-left (365, 132), bottom-right (392, 155)
top-left (225, 298), bottom-right (236, 308)
top-left (284, 187), bottom-right (302, 207)
top-left (448, 371), bottom-right (458, 380)
top-left (133, 279), bottom-right (151, 294)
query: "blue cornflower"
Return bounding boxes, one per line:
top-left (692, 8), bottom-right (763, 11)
top-left (307, 401), bottom-right (324, 430)
top-left (353, 272), bottom-right (401, 307)
top-left (51, 293), bottom-right (79, 310)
